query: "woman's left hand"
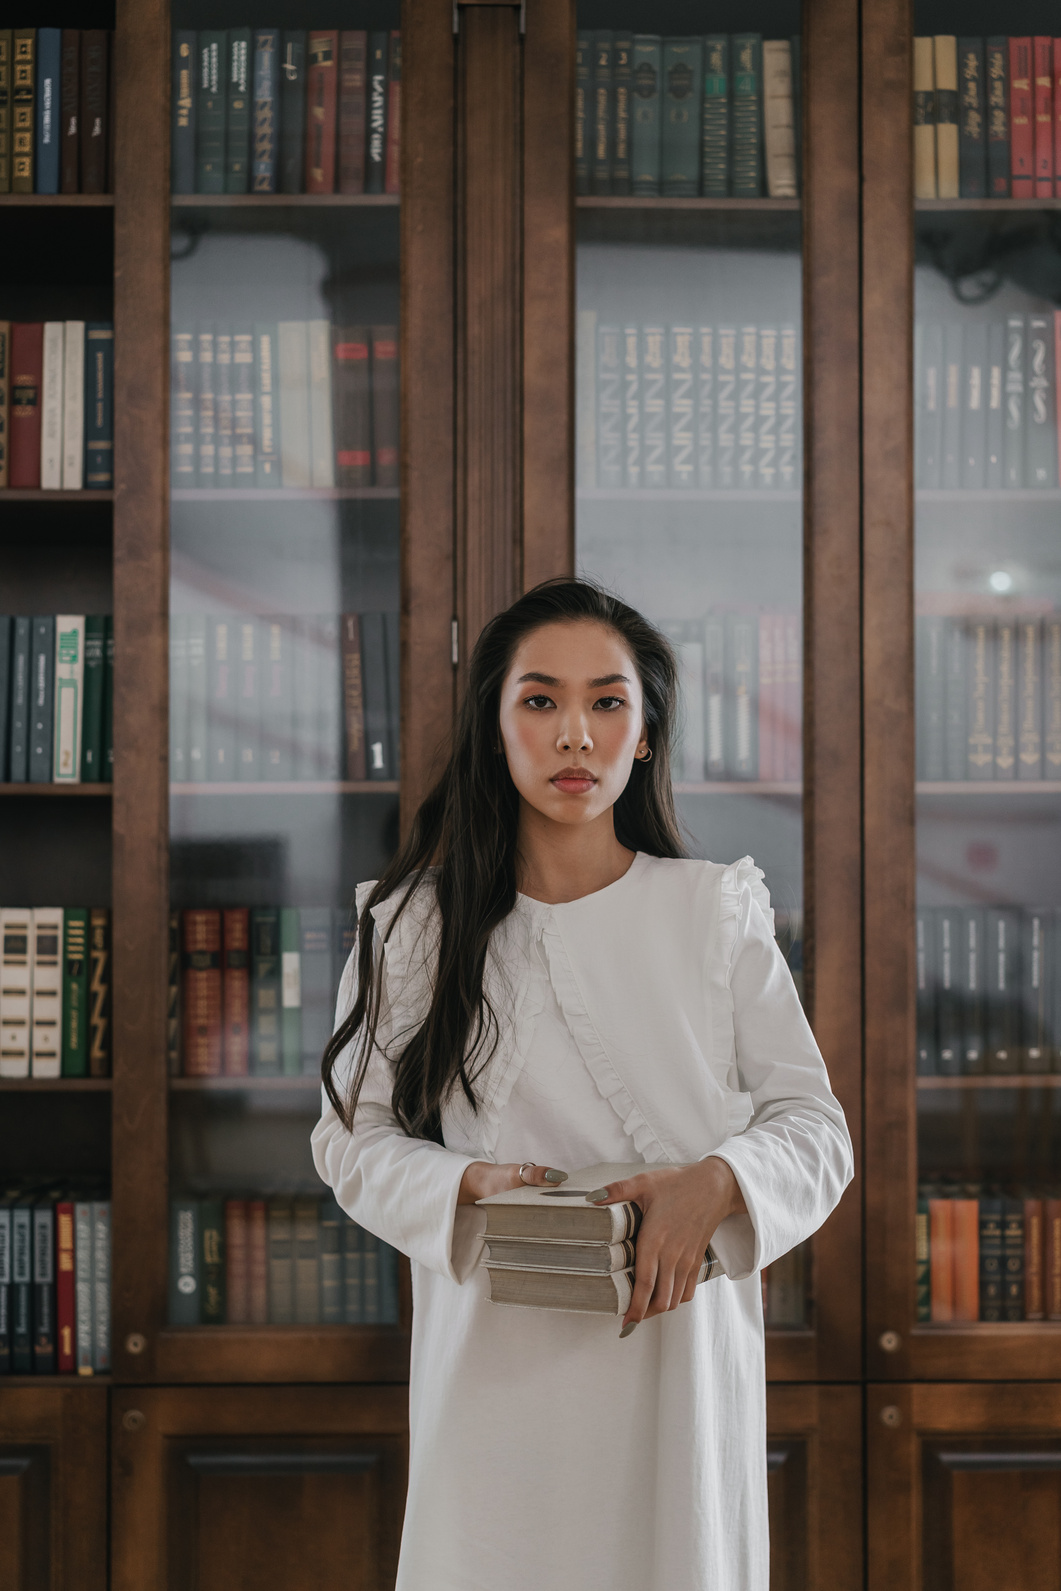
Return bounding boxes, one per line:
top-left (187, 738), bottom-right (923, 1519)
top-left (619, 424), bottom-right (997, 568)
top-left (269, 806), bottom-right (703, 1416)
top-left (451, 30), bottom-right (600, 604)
top-left (586, 1160), bottom-right (748, 1334)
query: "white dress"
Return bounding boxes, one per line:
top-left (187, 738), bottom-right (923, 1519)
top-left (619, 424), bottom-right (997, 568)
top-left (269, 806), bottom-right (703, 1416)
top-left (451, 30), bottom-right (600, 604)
top-left (311, 854), bottom-right (853, 1591)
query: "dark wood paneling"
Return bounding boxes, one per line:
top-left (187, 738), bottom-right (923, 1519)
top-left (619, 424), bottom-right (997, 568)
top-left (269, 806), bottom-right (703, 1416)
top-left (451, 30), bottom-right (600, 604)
top-left (869, 1383), bottom-right (1061, 1591)
top-left (0, 1385), bottom-right (108, 1591)
top-left (151, 1325), bottom-right (410, 1385)
top-left (111, 0), bottom-right (171, 1379)
top-left (801, 0), bottom-right (863, 1382)
top-left (401, 0), bottom-right (458, 824)
top-left (112, 1385), bottom-right (407, 1591)
top-left (521, 0), bottom-right (574, 587)
top-left (767, 1384), bottom-right (863, 1591)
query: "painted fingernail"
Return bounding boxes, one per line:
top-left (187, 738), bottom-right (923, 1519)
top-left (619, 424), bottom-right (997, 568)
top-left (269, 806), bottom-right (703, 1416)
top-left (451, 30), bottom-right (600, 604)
top-left (544, 1169), bottom-right (569, 1184)
top-left (619, 1321), bottom-right (638, 1339)
top-left (585, 1188), bottom-right (609, 1203)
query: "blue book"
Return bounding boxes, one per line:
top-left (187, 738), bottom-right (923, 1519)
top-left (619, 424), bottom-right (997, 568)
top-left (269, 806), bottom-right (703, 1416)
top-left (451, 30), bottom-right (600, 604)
top-left (171, 31), bottom-right (197, 194)
top-left (35, 29), bottom-right (62, 193)
top-left (84, 323), bottom-right (114, 489)
top-left (29, 616), bottom-right (56, 783)
top-left (0, 615), bottom-right (11, 782)
top-left (8, 617), bottom-right (31, 782)
top-left (251, 28), bottom-right (279, 193)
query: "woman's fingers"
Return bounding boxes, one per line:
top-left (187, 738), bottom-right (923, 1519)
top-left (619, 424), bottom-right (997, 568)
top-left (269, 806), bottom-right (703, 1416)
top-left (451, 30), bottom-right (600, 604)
top-left (505, 1162), bottom-right (568, 1190)
top-left (623, 1251), bottom-right (658, 1330)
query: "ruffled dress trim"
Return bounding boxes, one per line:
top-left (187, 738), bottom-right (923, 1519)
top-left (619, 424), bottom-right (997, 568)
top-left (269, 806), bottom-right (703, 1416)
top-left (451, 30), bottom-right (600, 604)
top-left (712, 855), bottom-right (773, 1137)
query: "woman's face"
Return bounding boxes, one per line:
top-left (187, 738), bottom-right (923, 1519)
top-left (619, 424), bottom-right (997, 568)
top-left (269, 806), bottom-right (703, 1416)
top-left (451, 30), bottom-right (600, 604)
top-left (498, 619), bottom-right (649, 828)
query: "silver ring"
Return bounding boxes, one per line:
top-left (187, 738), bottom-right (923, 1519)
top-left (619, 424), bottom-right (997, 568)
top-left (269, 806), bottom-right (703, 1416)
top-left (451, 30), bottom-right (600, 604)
top-left (518, 1162), bottom-right (537, 1185)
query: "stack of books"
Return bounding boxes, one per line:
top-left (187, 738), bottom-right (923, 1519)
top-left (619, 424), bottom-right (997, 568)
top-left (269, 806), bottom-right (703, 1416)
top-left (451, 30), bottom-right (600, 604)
top-left (0, 1180), bottom-right (111, 1375)
top-left (1, 614), bottom-right (114, 783)
top-left (0, 906), bottom-right (111, 1078)
top-left (0, 28), bottom-right (112, 195)
top-left (1, 323), bottom-right (115, 491)
top-left (477, 1162), bottom-right (722, 1315)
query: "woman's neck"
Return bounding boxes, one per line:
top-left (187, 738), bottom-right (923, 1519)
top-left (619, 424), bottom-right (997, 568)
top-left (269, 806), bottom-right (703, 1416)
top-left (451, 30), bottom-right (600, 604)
top-left (515, 804), bottom-right (636, 905)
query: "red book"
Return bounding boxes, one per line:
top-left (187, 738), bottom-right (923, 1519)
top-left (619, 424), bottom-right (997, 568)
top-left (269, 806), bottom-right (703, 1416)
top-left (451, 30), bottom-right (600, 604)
top-left (9, 322), bottom-right (44, 488)
top-left (370, 325), bottom-right (399, 488)
top-left (181, 909), bottom-right (223, 1076)
top-left (333, 326), bottom-right (372, 486)
top-left (783, 611), bottom-right (802, 782)
top-left (338, 30), bottom-right (367, 194)
top-left (929, 1197), bottom-right (955, 1322)
top-left (304, 31), bottom-right (339, 193)
top-left (1046, 1198), bottom-right (1061, 1320)
top-left (225, 1199), bottom-right (249, 1324)
top-left (1010, 38), bottom-right (1035, 196)
top-left (757, 615), bottom-right (776, 782)
top-left (952, 1199), bottom-right (980, 1322)
top-left (247, 1198), bottom-right (268, 1323)
top-left (1025, 1198), bottom-right (1045, 1319)
top-left (384, 30), bottom-right (401, 195)
top-left (222, 908), bottom-right (250, 1076)
top-left (56, 1200), bottom-right (76, 1373)
top-left (1034, 38), bottom-right (1054, 197)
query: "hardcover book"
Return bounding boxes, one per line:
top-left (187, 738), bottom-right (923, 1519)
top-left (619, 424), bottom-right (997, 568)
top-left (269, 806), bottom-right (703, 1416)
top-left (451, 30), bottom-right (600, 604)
top-left (958, 37), bottom-right (986, 197)
top-left (661, 37), bottom-right (702, 196)
top-left (279, 31), bottom-right (307, 193)
top-left (630, 35), bottom-right (661, 195)
top-left (226, 27), bottom-right (251, 192)
top-left (251, 29), bottom-right (279, 193)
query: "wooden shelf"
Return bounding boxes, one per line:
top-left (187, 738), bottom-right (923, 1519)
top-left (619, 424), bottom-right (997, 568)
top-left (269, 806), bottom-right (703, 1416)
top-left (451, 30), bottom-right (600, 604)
top-left (0, 1077), bottom-right (112, 1090)
top-left (918, 1074), bottom-right (1061, 1089)
top-left (916, 197), bottom-right (1061, 211)
top-left (578, 488), bottom-right (800, 503)
top-left (917, 781), bottom-right (1061, 795)
top-left (918, 489), bottom-right (1061, 502)
top-left (171, 193), bottom-right (399, 207)
top-left (1, 1374), bottom-right (113, 1384)
top-left (0, 489), bottom-right (114, 501)
top-left (170, 1075), bottom-right (320, 1091)
top-left (674, 781), bottom-right (802, 796)
top-left (170, 780), bottom-right (399, 795)
top-left (577, 196), bottom-right (800, 211)
top-left (153, 1323), bottom-right (409, 1383)
top-left (171, 487), bottom-right (398, 501)
top-left (0, 193), bottom-right (113, 206)
top-left (0, 783), bottom-right (113, 796)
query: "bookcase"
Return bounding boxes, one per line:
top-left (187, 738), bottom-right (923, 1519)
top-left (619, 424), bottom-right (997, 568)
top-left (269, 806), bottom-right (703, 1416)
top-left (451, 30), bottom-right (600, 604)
top-left (2, 0), bottom-right (1058, 1587)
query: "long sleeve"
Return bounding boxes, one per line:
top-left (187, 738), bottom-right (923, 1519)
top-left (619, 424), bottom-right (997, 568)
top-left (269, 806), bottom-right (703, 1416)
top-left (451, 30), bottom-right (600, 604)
top-left (310, 931), bottom-right (480, 1284)
top-left (706, 875), bottom-right (854, 1280)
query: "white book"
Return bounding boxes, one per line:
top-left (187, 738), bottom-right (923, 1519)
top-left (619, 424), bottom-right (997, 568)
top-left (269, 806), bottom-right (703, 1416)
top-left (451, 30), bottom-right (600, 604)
top-left (30, 906), bottom-right (64, 1078)
top-left (92, 1200), bottom-right (111, 1371)
top-left (762, 40), bottom-right (798, 200)
top-left (74, 1201), bottom-right (95, 1373)
top-left (0, 908), bottom-right (32, 1078)
top-left (277, 320), bottom-right (311, 488)
top-left (53, 614), bottom-right (86, 782)
top-left (62, 320), bottom-right (85, 489)
top-left (40, 321), bottom-right (65, 489)
top-left (307, 318), bottom-right (335, 488)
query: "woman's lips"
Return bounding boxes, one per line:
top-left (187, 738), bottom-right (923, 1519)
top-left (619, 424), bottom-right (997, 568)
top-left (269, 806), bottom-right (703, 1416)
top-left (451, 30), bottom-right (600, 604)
top-left (551, 768), bottom-right (597, 793)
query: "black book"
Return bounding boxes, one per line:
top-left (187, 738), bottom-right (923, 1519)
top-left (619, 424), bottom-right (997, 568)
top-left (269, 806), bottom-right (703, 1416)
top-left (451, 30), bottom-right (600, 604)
top-left (8, 617), bottom-right (31, 783)
top-left (172, 30), bottom-right (197, 194)
top-left (0, 615), bottom-right (11, 782)
top-left (29, 615), bottom-right (55, 783)
top-left (1004, 314), bottom-right (1024, 489)
top-left (1002, 1196), bottom-right (1025, 1320)
top-left (366, 32), bottom-right (388, 195)
top-left (32, 1197), bottom-right (55, 1374)
top-left (279, 31), bottom-right (307, 193)
top-left (985, 38), bottom-right (1009, 197)
top-left (960, 908), bottom-right (985, 1074)
top-left (985, 908), bottom-right (1020, 1074)
top-left (916, 908), bottom-right (937, 1075)
top-left (957, 38), bottom-right (986, 197)
top-left (612, 34), bottom-right (632, 194)
top-left (935, 908), bottom-right (961, 1077)
top-left (384, 610), bottom-right (400, 779)
top-left (574, 31), bottom-right (591, 196)
top-left (978, 1196), bottom-right (1003, 1320)
top-left (1025, 313), bottom-right (1057, 488)
top-left (11, 1196), bottom-right (32, 1374)
top-left (1021, 910), bottom-right (1052, 1073)
top-left (591, 31), bottom-right (613, 194)
top-left (361, 611), bottom-right (392, 780)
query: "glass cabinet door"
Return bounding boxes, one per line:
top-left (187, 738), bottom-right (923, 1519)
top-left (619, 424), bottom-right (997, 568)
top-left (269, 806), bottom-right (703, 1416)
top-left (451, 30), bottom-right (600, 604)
top-left (574, 3), bottom-right (810, 1335)
top-left (166, 8), bottom-right (402, 1339)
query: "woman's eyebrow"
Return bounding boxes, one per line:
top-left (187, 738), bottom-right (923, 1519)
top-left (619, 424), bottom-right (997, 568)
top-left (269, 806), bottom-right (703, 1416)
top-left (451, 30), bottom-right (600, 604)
top-left (517, 671), bottom-right (560, 685)
top-left (589, 673), bottom-right (631, 687)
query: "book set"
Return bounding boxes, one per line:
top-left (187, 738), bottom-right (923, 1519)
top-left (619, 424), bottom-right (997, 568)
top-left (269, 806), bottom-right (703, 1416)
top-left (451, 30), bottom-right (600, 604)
top-left (915, 315), bottom-right (1061, 492)
top-left (168, 1194), bottom-right (399, 1327)
top-left (915, 612), bottom-right (1061, 783)
top-left (578, 317), bottom-right (801, 494)
top-left (171, 28), bottom-right (400, 196)
top-left (914, 35), bottom-right (1061, 200)
top-left (0, 1183), bottom-right (111, 1376)
top-left (1, 322), bottom-right (115, 492)
top-left (0, 615), bottom-right (114, 785)
top-left (916, 1188), bottom-right (1061, 1324)
top-left (665, 610), bottom-right (801, 784)
top-left (0, 907), bottom-right (111, 1080)
top-left (174, 904), bottom-right (355, 1080)
top-left (171, 321), bottom-right (398, 492)
top-left (0, 28), bottom-right (112, 194)
top-left (916, 905), bottom-right (1060, 1078)
top-left (170, 609), bottom-right (398, 785)
top-left (575, 33), bottom-right (799, 199)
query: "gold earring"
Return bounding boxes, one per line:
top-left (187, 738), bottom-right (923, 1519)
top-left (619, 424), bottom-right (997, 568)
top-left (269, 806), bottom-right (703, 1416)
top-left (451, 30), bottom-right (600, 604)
top-left (639, 746), bottom-right (653, 762)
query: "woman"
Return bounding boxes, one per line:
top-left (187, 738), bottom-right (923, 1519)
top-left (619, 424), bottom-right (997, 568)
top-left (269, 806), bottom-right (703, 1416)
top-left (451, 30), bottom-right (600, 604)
top-left (312, 579), bottom-right (852, 1591)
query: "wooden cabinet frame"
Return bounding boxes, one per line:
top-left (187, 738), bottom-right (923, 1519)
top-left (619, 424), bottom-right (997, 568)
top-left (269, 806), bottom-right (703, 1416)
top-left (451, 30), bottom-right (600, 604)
top-left (0, 1385), bottom-right (108, 1591)
top-left (767, 1384), bottom-right (863, 1590)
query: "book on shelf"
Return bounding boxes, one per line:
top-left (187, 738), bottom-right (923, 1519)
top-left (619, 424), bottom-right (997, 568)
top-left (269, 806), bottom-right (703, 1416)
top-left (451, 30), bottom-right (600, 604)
top-left (579, 29), bottom-right (798, 199)
top-left (0, 906), bottom-right (112, 1078)
top-left (0, 612), bottom-right (113, 782)
top-left (917, 1182), bottom-right (1061, 1324)
top-left (0, 1179), bottom-right (110, 1374)
top-left (0, 27), bottom-right (112, 195)
top-left (172, 26), bottom-right (400, 196)
top-left (3, 320), bottom-right (113, 492)
top-left (168, 1193), bottom-right (399, 1326)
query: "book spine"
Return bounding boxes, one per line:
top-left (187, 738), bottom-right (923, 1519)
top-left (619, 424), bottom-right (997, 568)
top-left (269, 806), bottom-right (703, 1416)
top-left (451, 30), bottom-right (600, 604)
top-left (384, 612), bottom-right (400, 778)
top-left (384, 32), bottom-right (401, 195)
top-left (91, 1200), bottom-right (109, 1370)
top-left (1055, 41), bottom-right (1061, 198)
top-left (29, 614), bottom-right (55, 782)
top-left (1021, 911), bottom-right (1051, 1073)
top-left (1046, 619), bottom-right (1061, 778)
top-left (960, 907), bottom-right (985, 1074)
top-left (0, 32), bottom-right (14, 196)
top-left (71, 1201), bottom-right (93, 1369)
top-left (1010, 38), bottom-right (1034, 197)
top-left (661, 37), bottom-right (702, 197)
top-left (928, 1196), bottom-right (954, 1321)
top-left (53, 613), bottom-right (85, 782)
top-left (966, 616), bottom-right (994, 777)
top-left (757, 616), bottom-right (776, 781)
top-left (933, 37), bottom-right (959, 197)
top-left (221, 907), bottom-right (249, 1076)
top-left (0, 614), bottom-right (9, 781)
top-left (1017, 617), bottom-right (1043, 778)
top-left (1047, 1199), bottom-right (1061, 1319)
top-left (595, 323), bottom-right (622, 488)
top-left (1003, 1197), bottom-right (1025, 1319)
top-left (715, 326), bottom-right (737, 487)
top-left (979, 1197), bottom-right (1004, 1320)
top-left (261, 615), bottom-right (293, 779)
top-left (941, 322), bottom-right (962, 489)
top-left (338, 31), bottom-right (367, 194)
top-left (277, 320), bottom-right (310, 488)
top-left (915, 321), bottom-right (942, 487)
top-left (936, 908), bottom-right (961, 1075)
top-left (701, 36), bottom-right (729, 196)
top-left (737, 324), bottom-right (757, 488)
top-left (1034, 37), bottom-right (1054, 197)
top-left (294, 1197), bottom-right (320, 1323)
top-left (986, 321), bottom-right (1004, 487)
top-left (360, 611), bottom-right (391, 779)
top-left (731, 34), bottom-right (763, 197)
top-left (695, 325), bottom-right (713, 488)
top-left (757, 325), bottom-right (778, 488)
top-left (31, 1202), bottom-right (55, 1373)
top-left (916, 615), bottom-right (945, 780)
top-left (574, 32), bottom-right (590, 195)
top-left (361, 1230), bottom-right (380, 1323)
top-left (952, 1198), bottom-right (980, 1321)
top-left (62, 319), bottom-right (84, 489)
top-left (616, 324), bottom-right (640, 489)
top-left (62, 907), bottom-right (89, 1077)
top-left (196, 323), bottom-right (216, 486)
top-left (200, 1199), bottom-right (225, 1325)
top-left (267, 1198), bottom-right (293, 1323)
top-left (236, 617), bottom-right (259, 780)
top-left (961, 322), bottom-right (987, 488)
top-left (80, 31), bottom-right (108, 193)
top-left (668, 326), bottom-right (695, 488)
top-left (762, 40), bottom-right (797, 198)
top-left (168, 1200), bottom-right (200, 1324)
top-left (56, 1201), bottom-right (75, 1371)
top-left (299, 908), bottom-right (334, 1073)
top-left (225, 1200), bottom-right (248, 1324)
top-left (279, 31), bottom-right (307, 194)
top-left (913, 38), bottom-right (937, 199)
top-left (307, 319), bottom-right (335, 489)
top-left (915, 908), bottom-right (937, 1074)
top-left (40, 320), bottom-right (64, 489)
top-left (575, 308), bottom-right (596, 487)
top-left (726, 612), bottom-right (759, 778)
top-left (186, 613), bottom-right (207, 779)
top-left (341, 613), bottom-right (367, 779)
top-left (0, 908), bottom-right (32, 1078)
top-left (35, 29), bottom-right (61, 194)
top-left (171, 325), bottom-right (196, 485)
top-left (1004, 314), bottom-right (1025, 487)
top-left (10, 321), bottom-right (44, 488)
top-left (994, 616), bottom-right (1017, 777)
top-left (915, 1196), bottom-right (931, 1322)
top-left (225, 27), bottom-right (251, 192)
top-left (181, 909), bottom-right (222, 1076)
top-left (248, 1199), bottom-right (267, 1322)
top-left (612, 35), bottom-right (632, 193)
top-left (171, 31), bottom-right (196, 194)
top-left (1026, 312), bottom-right (1058, 486)
top-left (986, 908), bottom-right (1020, 1073)
top-left (103, 615), bottom-right (113, 779)
top-left (232, 325), bottom-right (255, 481)
top-left (986, 38), bottom-right (1009, 196)
top-left (630, 36), bottom-right (661, 196)
top-left (957, 38), bottom-right (986, 197)
top-left (195, 30), bottom-right (226, 193)
top-left (591, 31), bottom-right (613, 194)
top-left (370, 325), bottom-right (399, 488)
top-left (251, 29), bottom-right (279, 193)
top-left (88, 907), bottom-right (110, 1077)
top-left (10, 1202), bottom-right (31, 1371)
top-left (254, 323), bottom-right (280, 485)
top-left (12, 30), bottom-right (34, 194)
top-left (280, 907), bottom-right (302, 1076)
top-left (251, 907), bottom-right (281, 1076)
top-left (332, 326), bottom-right (372, 487)
top-left (83, 322), bottom-right (113, 489)
top-left (366, 33), bottom-right (388, 195)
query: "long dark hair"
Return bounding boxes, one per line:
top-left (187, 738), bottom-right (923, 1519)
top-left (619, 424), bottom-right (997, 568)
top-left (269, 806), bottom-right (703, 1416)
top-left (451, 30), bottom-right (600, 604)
top-left (321, 579), bottom-right (686, 1138)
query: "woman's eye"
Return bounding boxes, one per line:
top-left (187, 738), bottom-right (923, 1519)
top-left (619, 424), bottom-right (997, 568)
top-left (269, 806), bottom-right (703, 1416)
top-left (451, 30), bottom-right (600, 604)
top-left (594, 696), bottom-right (626, 711)
top-left (524, 694), bottom-right (554, 710)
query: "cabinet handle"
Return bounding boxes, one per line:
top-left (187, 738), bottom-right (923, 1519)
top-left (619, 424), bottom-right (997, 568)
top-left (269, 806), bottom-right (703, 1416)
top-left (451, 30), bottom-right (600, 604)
top-left (879, 1405), bottom-right (902, 1428)
top-left (878, 1330), bottom-right (901, 1352)
top-left (122, 1409), bottom-right (146, 1432)
top-left (125, 1332), bottom-right (147, 1355)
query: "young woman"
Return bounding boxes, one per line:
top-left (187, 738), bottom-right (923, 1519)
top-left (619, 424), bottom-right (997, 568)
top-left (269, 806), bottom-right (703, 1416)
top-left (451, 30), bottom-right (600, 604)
top-left (312, 580), bottom-right (852, 1591)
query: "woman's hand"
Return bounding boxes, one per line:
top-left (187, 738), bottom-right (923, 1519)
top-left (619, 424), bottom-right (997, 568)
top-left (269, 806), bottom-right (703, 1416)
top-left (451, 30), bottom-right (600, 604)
top-left (457, 1160), bottom-right (568, 1205)
top-left (587, 1159), bottom-right (747, 1334)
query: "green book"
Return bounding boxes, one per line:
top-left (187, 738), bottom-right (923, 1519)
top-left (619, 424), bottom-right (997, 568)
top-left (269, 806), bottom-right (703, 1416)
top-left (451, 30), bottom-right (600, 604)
top-left (169, 1199), bottom-right (201, 1324)
top-left (630, 36), bottom-right (661, 195)
top-left (915, 1195), bottom-right (931, 1322)
top-left (280, 906), bottom-right (302, 1076)
top-left (196, 30), bottom-right (227, 193)
top-left (701, 35), bottom-right (730, 196)
top-left (200, 1198), bottom-right (225, 1323)
top-left (61, 908), bottom-right (89, 1076)
top-left (661, 37), bottom-right (702, 196)
top-left (80, 615), bottom-right (106, 781)
top-left (319, 1198), bottom-right (343, 1323)
top-left (225, 28), bottom-right (251, 192)
top-left (731, 33), bottom-right (763, 196)
top-left (612, 35), bottom-right (632, 194)
top-left (250, 906), bottom-right (281, 1075)
top-left (103, 616), bottom-right (114, 780)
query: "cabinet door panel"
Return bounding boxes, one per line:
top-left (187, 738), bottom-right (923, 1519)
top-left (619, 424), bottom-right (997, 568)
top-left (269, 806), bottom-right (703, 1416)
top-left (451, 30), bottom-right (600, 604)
top-left (0, 1386), bottom-right (108, 1591)
top-left (767, 1384), bottom-right (862, 1591)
